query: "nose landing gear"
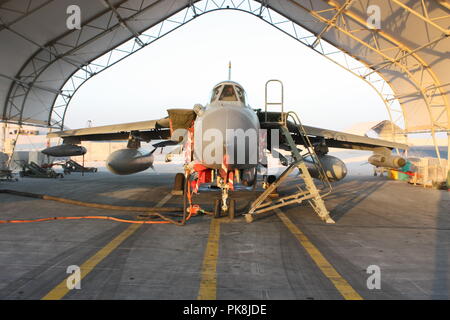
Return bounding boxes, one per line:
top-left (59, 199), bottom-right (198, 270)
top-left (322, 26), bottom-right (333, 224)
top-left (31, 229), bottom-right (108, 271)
top-left (177, 167), bottom-right (241, 221)
top-left (214, 198), bottom-right (236, 219)
top-left (213, 178), bottom-right (236, 219)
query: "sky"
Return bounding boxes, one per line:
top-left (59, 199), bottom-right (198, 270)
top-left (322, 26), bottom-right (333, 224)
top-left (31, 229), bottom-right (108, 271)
top-left (64, 9), bottom-right (390, 132)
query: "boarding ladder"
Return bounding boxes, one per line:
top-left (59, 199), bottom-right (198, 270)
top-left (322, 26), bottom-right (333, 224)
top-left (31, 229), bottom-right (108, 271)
top-left (245, 80), bottom-right (334, 223)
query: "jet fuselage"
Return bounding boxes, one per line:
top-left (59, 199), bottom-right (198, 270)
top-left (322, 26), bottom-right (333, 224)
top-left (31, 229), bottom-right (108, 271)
top-left (192, 81), bottom-right (261, 170)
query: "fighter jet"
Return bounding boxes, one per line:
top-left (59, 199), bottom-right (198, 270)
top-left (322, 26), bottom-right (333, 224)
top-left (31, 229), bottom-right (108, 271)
top-left (46, 80), bottom-right (408, 220)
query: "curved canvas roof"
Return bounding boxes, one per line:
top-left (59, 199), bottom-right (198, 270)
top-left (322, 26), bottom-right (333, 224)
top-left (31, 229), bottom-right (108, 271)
top-left (0, 0), bottom-right (448, 134)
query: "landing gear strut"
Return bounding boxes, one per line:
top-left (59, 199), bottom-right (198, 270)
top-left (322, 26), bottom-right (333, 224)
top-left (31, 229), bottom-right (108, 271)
top-left (214, 198), bottom-right (235, 219)
top-left (212, 177), bottom-right (237, 219)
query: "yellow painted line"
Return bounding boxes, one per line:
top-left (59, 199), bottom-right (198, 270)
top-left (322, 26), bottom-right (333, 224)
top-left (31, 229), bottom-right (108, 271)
top-left (42, 223), bottom-right (140, 300)
top-left (42, 193), bottom-right (173, 300)
top-left (276, 209), bottom-right (363, 300)
top-left (197, 218), bottom-right (221, 300)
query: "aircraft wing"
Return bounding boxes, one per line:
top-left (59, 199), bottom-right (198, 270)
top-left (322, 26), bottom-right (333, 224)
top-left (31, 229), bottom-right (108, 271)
top-left (47, 118), bottom-right (171, 143)
top-left (47, 109), bottom-right (196, 144)
top-left (258, 111), bottom-right (408, 151)
top-left (299, 124), bottom-right (409, 151)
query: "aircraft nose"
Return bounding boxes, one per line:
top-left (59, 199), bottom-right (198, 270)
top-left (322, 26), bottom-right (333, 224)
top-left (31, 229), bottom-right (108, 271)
top-left (194, 106), bottom-right (260, 169)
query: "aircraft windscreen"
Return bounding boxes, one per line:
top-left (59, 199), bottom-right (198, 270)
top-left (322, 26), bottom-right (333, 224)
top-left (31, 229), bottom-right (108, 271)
top-left (210, 87), bottom-right (220, 103)
top-left (235, 86), bottom-right (245, 104)
top-left (219, 85), bottom-right (238, 101)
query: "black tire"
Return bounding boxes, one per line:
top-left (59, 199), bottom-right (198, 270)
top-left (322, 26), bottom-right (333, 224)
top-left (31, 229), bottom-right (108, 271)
top-left (242, 168), bottom-right (257, 187)
top-left (182, 176), bottom-right (188, 224)
top-left (173, 173), bottom-right (185, 193)
top-left (267, 175), bottom-right (276, 184)
top-left (214, 199), bottom-right (221, 218)
top-left (229, 199), bottom-right (236, 220)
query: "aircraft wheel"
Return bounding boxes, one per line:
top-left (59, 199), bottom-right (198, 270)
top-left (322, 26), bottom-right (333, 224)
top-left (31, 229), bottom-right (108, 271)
top-left (267, 175), bottom-right (276, 184)
top-left (173, 173), bottom-right (185, 195)
top-left (242, 168), bottom-right (257, 187)
top-left (182, 174), bottom-right (191, 224)
top-left (214, 199), bottom-right (235, 219)
top-left (214, 199), bottom-right (221, 218)
top-left (228, 199), bottom-right (236, 220)
top-left (266, 175), bottom-right (278, 196)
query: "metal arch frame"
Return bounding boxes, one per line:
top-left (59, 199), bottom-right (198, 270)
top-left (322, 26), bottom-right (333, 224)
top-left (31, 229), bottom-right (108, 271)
top-left (390, 0), bottom-right (449, 36)
top-left (255, 1), bottom-right (408, 147)
top-left (101, 0), bottom-right (145, 47)
top-left (4, 0), bottom-right (177, 125)
top-left (0, 0), bottom-right (55, 32)
top-left (320, 1), bottom-right (449, 145)
top-left (259, 1), bottom-right (408, 147)
top-left (0, 0), bottom-right (58, 121)
top-left (49, 0), bottom-right (192, 129)
top-left (3, 0), bottom-right (448, 161)
top-left (285, 0), bottom-right (449, 162)
top-left (2, 0), bottom-right (136, 125)
top-left (48, 0), bottom-right (408, 140)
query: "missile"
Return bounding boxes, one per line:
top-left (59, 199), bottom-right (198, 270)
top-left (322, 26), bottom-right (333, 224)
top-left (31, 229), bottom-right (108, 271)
top-left (368, 154), bottom-right (406, 169)
top-left (41, 144), bottom-right (87, 157)
top-left (304, 154), bottom-right (347, 182)
top-left (106, 148), bottom-right (154, 175)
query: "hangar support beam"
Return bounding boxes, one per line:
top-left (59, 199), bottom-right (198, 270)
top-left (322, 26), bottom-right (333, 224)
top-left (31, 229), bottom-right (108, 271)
top-left (101, 0), bottom-right (145, 47)
top-left (319, 0), bottom-right (449, 134)
top-left (289, 0), bottom-right (449, 162)
top-left (0, 0), bottom-right (54, 32)
top-left (390, 0), bottom-right (449, 35)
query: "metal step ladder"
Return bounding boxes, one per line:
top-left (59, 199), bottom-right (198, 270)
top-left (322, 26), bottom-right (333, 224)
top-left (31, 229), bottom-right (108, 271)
top-left (245, 80), bottom-right (334, 224)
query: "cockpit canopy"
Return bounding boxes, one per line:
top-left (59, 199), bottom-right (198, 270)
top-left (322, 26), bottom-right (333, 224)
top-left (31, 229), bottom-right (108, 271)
top-left (210, 82), bottom-right (246, 105)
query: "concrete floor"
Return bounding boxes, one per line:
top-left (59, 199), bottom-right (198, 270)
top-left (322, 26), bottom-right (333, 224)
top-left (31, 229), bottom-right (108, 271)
top-left (0, 170), bottom-right (448, 300)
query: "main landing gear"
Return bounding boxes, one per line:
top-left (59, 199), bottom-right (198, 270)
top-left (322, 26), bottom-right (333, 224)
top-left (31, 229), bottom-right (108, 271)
top-left (172, 171), bottom-right (239, 220)
top-left (171, 169), bottom-right (273, 221)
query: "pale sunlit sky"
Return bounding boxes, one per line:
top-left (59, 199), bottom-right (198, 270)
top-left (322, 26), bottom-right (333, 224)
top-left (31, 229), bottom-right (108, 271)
top-left (65, 10), bottom-right (389, 131)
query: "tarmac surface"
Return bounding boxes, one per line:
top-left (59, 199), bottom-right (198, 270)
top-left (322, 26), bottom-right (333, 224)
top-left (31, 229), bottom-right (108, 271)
top-left (0, 169), bottom-right (448, 300)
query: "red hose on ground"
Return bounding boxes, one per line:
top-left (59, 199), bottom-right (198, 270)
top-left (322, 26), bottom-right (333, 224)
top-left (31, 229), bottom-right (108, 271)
top-left (0, 215), bottom-right (172, 224)
top-left (0, 188), bottom-right (203, 225)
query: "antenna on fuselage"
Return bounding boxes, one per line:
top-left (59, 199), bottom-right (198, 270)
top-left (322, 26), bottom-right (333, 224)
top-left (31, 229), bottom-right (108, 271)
top-left (228, 61), bottom-right (231, 80)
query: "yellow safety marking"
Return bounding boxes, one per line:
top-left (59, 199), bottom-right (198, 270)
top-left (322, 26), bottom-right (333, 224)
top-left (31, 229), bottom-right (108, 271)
top-left (276, 209), bottom-right (363, 300)
top-left (197, 218), bottom-right (221, 300)
top-left (42, 193), bottom-right (173, 300)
